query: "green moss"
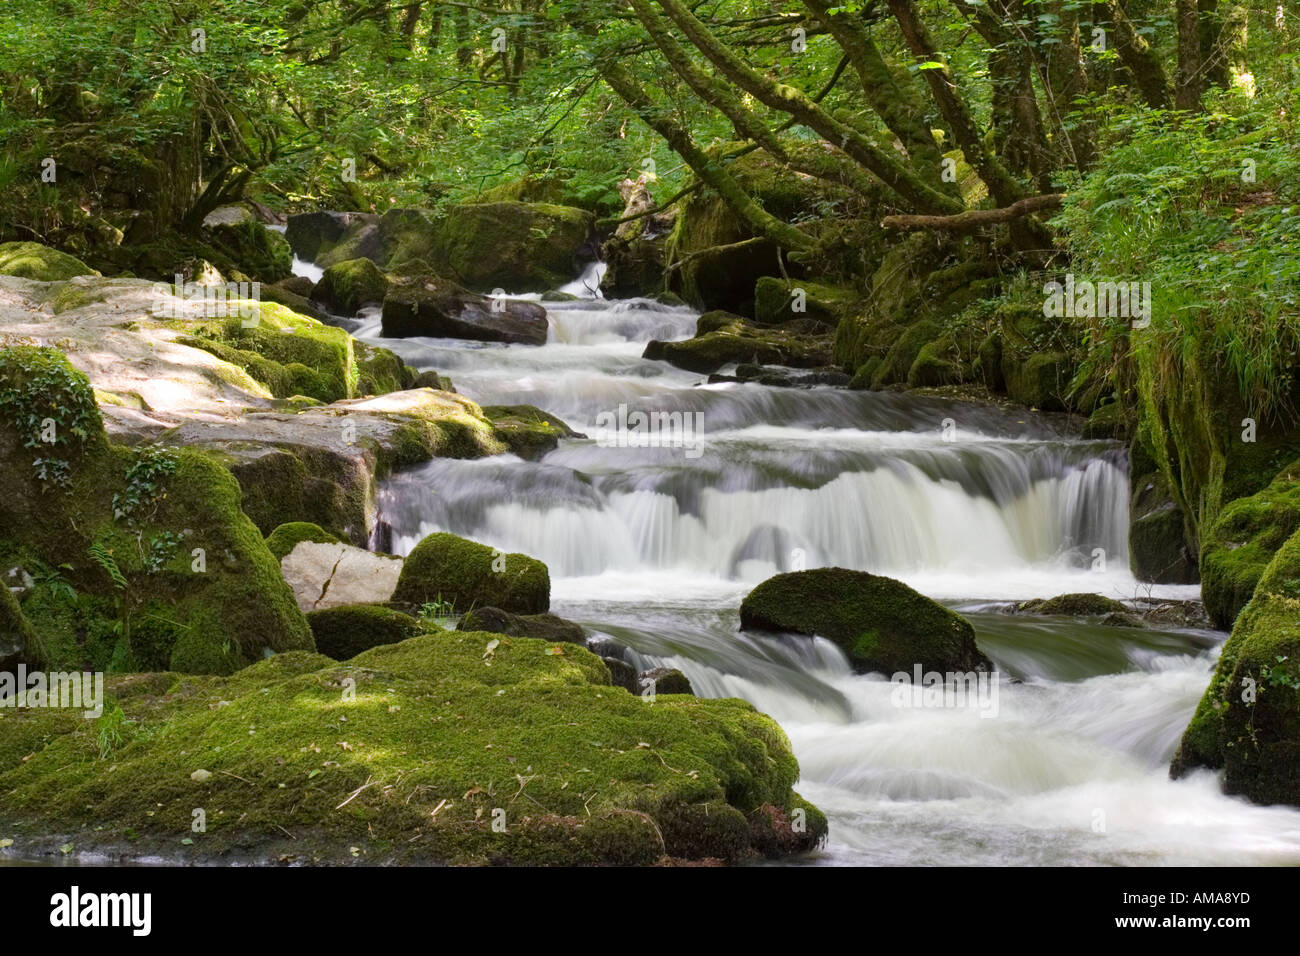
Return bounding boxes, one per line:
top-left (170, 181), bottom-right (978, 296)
top-left (354, 341), bottom-right (413, 397)
top-left (312, 258), bottom-right (389, 315)
top-left (907, 333), bottom-right (969, 388)
top-left (480, 404), bottom-right (580, 460)
top-left (1, 577), bottom-right (47, 669)
top-left (0, 241), bottom-right (98, 281)
top-left (306, 604), bottom-right (427, 659)
top-left (1017, 593), bottom-right (1129, 616)
top-left (0, 633), bottom-right (825, 863)
top-left (753, 278), bottom-right (856, 327)
top-left (1201, 460), bottom-right (1300, 629)
top-left (393, 532), bottom-right (550, 614)
top-left (206, 221), bottom-right (292, 283)
top-left (265, 522), bottom-right (342, 561)
top-left (179, 303), bottom-right (358, 403)
top-left (739, 568), bottom-right (989, 674)
top-left (1172, 527), bottom-right (1300, 807)
top-left (643, 316), bottom-right (831, 374)
top-left (0, 350), bottom-right (313, 674)
top-left (873, 319), bottom-right (940, 389)
top-left (430, 202), bottom-right (595, 291)
top-left (457, 606), bottom-right (585, 644)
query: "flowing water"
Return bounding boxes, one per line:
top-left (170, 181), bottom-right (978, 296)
top-left (309, 259), bottom-right (1300, 866)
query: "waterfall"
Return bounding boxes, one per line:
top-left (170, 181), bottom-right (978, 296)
top-left (332, 260), bottom-right (1300, 865)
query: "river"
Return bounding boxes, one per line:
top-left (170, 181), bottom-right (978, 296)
top-left (297, 252), bottom-right (1300, 866)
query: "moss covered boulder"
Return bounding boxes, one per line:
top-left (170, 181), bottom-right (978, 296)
top-left (753, 278), bottom-right (855, 327)
top-left (0, 634), bottom-right (825, 863)
top-left (1171, 527), bottom-right (1300, 807)
top-left (481, 404), bottom-right (582, 460)
top-left (1130, 470), bottom-right (1198, 584)
top-left (0, 346), bottom-right (312, 674)
top-left (739, 568), bottom-right (990, 675)
top-left (284, 211), bottom-right (379, 264)
top-left (1200, 461), bottom-right (1300, 629)
top-left (177, 302), bottom-right (359, 404)
top-left (206, 220), bottom-right (292, 283)
top-left (429, 202), bottom-right (594, 291)
top-left (0, 241), bottom-right (99, 281)
top-left (643, 316), bottom-right (831, 374)
top-left (457, 606), bottom-right (585, 644)
top-left (311, 258), bottom-right (390, 316)
top-left (265, 522), bottom-right (341, 561)
top-left (1016, 593), bottom-right (1129, 616)
top-left (393, 532), bottom-right (549, 614)
top-left (306, 604), bottom-right (427, 659)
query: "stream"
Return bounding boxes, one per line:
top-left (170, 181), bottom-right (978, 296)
top-left (297, 251), bottom-right (1300, 866)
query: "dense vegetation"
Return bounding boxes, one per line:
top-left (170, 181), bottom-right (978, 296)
top-left (2, 0), bottom-right (1300, 856)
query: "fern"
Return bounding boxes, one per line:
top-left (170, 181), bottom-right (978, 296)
top-left (89, 541), bottom-right (128, 591)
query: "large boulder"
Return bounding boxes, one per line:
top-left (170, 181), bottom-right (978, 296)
top-left (381, 278), bottom-right (548, 344)
top-left (422, 202), bottom-right (594, 291)
top-left (284, 211), bottom-right (378, 264)
top-left (739, 568), bottom-right (990, 674)
top-left (1130, 470), bottom-right (1198, 584)
top-left (1171, 526), bottom-right (1300, 807)
top-left (392, 532), bottom-right (550, 614)
top-left (0, 242), bottom-right (98, 281)
top-left (1200, 461), bottom-right (1300, 629)
top-left (753, 278), bottom-right (855, 327)
top-left (0, 347), bottom-right (312, 674)
top-left (457, 606), bottom-right (586, 644)
top-left (644, 313), bottom-right (831, 374)
top-left (0, 635), bottom-right (826, 864)
top-left (280, 541), bottom-right (404, 613)
top-left (205, 220), bottom-right (293, 283)
top-left (311, 258), bottom-right (390, 315)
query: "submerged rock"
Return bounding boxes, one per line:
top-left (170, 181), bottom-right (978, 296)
top-left (381, 278), bottom-right (548, 345)
top-left (739, 568), bottom-right (989, 675)
top-left (1172, 526), bottom-right (1300, 807)
top-left (392, 532), bottom-right (550, 614)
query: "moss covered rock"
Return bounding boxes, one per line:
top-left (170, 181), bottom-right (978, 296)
top-left (1, 579), bottom-right (47, 670)
top-left (641, 667), bottom-right (694, 696)
top-left (1171, 527), bottom-right (1300, 807)
top-left (206, 220), bottom-right (292, 283)
top-left (457, 606), bottom-right (585, 644)
top-left (265, 522), bottom-right (341, 561)
top-left (481, 404), bottom-right (581, 460)
top-left (0, 346), bottom-right (312, 674)
top-left (306, 604), bottom-right (427, 659)
top-left (0, 634), bottom-right (825, 863)
top-left (0, 242), bottom-right (99, 281)
top-left (178, 302), bottom-right (359, 403)
top-left (1201, 461), bottom-right (1300, 629)
top-left (739, 568), bottom-right (990, 675)
top-left (643, 316), bottom-right (831, 374)
top-left (1016, 593), bottom-right (1129, 616)
top-left (393, 532), bottom-right (550, 614)
top-left (753, 278), bottom-right (855, 327)
top-left (311, 258), bottom-right (390, 316)
top-left (284, 211), bottom-right (379, 264)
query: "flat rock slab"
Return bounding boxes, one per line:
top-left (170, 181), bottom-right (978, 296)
top-left (281, 541), bottom-right (403, 612)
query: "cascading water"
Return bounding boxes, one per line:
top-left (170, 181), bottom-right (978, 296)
top-left (328, 264), bottom-right (1300, 865)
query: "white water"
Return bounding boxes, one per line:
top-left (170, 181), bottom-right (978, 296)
top-left (299, 257), bottom-right (1300, 866)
